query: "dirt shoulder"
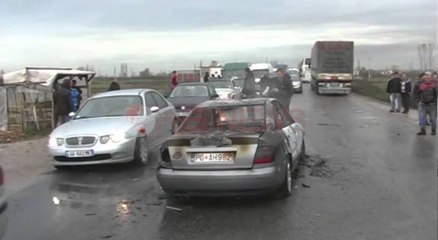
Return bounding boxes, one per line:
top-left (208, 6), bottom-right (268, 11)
top-left (0, 137), bottom-right (54, 196)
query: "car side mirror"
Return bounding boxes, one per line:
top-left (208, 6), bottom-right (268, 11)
top-left (150, 106), bottom-right (160, 113)
top-left (212, 94), bottom-right (219, 99)
top-left (68, 112), bottom-right (75, 117)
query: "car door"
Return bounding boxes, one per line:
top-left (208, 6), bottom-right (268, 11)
top-left (144, 92), bottom-right (160, 148)
top-left (150, 92), bottom-right (174, 141)
top-left (273, 101), bottom-right (298, 160)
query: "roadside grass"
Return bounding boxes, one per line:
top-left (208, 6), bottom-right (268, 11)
top-left (90, 77), bottom-right (170, 95)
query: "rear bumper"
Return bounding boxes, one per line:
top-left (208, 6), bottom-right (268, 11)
top-left (318, 87), bottom-right (351, 94)
top-left (157, 166), bottom-right (281, 195)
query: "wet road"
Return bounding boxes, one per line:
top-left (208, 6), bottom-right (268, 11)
top-left (3, 85), bottom-right (437, 240)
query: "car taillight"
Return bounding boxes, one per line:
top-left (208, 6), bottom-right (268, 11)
top-left (253, 146), bottom-right (275, 164)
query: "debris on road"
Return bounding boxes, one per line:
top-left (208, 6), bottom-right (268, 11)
top-left (166, 206), bottom-right (183, 212)
top-left (101, 235), bottom-right (113, 239)
top-left (302, 183), bottom-right (311, 188)
top-left (85, 213), bottom-right (96, 216)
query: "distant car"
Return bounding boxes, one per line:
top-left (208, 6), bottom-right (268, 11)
top-left (167, 82), bottom-right (219, 125)
top-left (0, 165), bottom-right (8, 239)
top-left (48, 89), bottom-right (176, 168)
top-left (157, 98), bottom-right (306, 198)
top-left (208, 80), bottom-right (242, 99)
top-left (290, 74), bottom-right (303, 93)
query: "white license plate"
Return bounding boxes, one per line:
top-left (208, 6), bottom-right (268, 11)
top-left (189, 153), bottom-right (235, 163)
top-left (330, 82), bottom-right (340, 87)
top-left (65, 150), bottom-right (94, 158)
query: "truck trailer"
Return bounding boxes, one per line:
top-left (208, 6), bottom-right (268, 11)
top-left (310, 41), bottom-right (354, 95)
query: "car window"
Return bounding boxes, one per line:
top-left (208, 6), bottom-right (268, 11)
top-left (145, 93), bottom-right (158, 114)
top-left (151, 92), bottom-right (168, 109)
top-left (170, 85), bottom-right (209, 97)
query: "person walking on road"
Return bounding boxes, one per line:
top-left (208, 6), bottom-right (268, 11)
top-left (203, 72), bottom-right (210, 82)
top-left (276, 68), bottom-right (293, 109)
top-left (242, 67), bottom-right (256, 98)
top-left (386, 72), bottom-right (402, 112)
top-left (53, 79), bottom-right (73, 126)
top-left (170, 71), bottom-right (178, 90)
top-left (415, 72), bottom-right (437, 135)
top-left (400, 73), bottom-right (412, 114)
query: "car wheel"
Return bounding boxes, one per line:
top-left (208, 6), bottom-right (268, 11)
top-left (300, 141), bottom-right (306, 162)
top-left (280, 156), bottom-right (293, 197)
top-left (134, 136), bottom-right (149, 165)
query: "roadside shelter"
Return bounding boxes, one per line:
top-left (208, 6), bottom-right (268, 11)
top-left (0, 67), bottom-right (95, 131)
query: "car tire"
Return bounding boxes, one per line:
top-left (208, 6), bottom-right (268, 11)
top-left (279, 156), bottom-right (293, 197)
top-left (299, 141), bottom-right (306, 162)
top-left (134, 136), bottom-right (149, 166)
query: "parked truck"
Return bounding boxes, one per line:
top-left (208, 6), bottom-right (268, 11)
top-left (310, 41), bottom-right (354, 95)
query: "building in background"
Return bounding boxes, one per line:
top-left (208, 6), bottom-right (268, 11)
top-left (176, 70), bottom-right (201, 82)
top-left (200, 60), bottom-right (223, 79)
top-left (139, 68), bottom-right (151, 78)
top-left (120, 63), bottom-right (128, 77)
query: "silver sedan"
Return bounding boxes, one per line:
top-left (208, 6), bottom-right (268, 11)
top-left (48, 89), bottom-right (176, 169)
top-left (157, 98), bottom-right (305, 198)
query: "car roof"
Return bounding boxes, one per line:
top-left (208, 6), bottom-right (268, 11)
top-left (197, 98), bottom-right (272, 108)
top-left (90, 89), bottom-right (157, 98)
top-left (176, 82), bottom-right (209, 86)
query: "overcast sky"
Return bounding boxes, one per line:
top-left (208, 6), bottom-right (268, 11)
top-left (0, 0), bottom-right (436, 75)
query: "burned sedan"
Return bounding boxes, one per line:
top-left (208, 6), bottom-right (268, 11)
top-left (157, 98), bottom-right (305, 197)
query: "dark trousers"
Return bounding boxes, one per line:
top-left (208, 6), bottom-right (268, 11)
top-left (401, 93), bottom-right (410, 113)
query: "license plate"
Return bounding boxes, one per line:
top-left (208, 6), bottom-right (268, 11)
top-left (65, 150), bottom-right (94, 158)
top-left (189, 152), bottom-right (235, 163)
top-left (330, 82), bottom-right (340, 87)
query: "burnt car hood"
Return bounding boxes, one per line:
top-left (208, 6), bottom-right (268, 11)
top-left (167, 96), bottom-right (211, 108)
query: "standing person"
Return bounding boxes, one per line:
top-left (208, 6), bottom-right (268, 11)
top-left (108, 78), bottom-right (121, 91)
top-left (242, 67), bottom-right (256, 98)
top-left (276, 68), bottom-right (293, 109)
top-left (415, 72), bottom-right (437, 135)
top-left (53, 79), bottom-right (73, 126)
top-left (400, 73), bottom-right (412, 114)
top-left (386, 72), bottom-right (402, 112)
top-left (204, 72), bottom-right (210, 82)
top-left (170, 71), bottom-right (178, 89)
top-left (70, 79), bottom-right (82, 111)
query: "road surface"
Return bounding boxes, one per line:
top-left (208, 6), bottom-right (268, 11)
top-left (2, 85), bottom-right (436, 240)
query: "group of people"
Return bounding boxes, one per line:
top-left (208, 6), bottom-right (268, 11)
top-left (203, 72), bottom-right (222, 82)
top-left (386, 71), bottom-right (437, 135)
top-left (241, 67), bottom-right (293, 108)
top-left (53, 77), bottom-right (83, 126)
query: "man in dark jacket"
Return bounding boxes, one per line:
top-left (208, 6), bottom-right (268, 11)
top-left (242, 67), bottom-right (256, 98)
top-left (415, 72), bottom-right (437, 135)
top-left (53, 79), bottom-right (73, 126)
top-left (108, 78), bottom-right (121, 91)
top-left (400, 73), bottom-right (412, 114)
top-left (276, 68), bottom-right (293, 109)
top-left (386, 72), bottom-right (402, 112)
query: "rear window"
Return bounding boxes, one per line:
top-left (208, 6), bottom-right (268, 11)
top-left (170, 85), bottom-right (209, 97)
top-left (179, 105), bottom-right (266, 133)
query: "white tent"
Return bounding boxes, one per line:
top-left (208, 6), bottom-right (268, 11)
top-left (0, 67), bottom-right (96, 131)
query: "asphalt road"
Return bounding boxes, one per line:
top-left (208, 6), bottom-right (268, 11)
top-left (3, 85), bottom-right (437, 240)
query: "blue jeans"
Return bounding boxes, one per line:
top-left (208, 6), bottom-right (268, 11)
top-left (418, 102), bottom-right (437, 130)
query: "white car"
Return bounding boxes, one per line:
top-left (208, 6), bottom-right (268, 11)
top-left (208, 80), bottom-right (242, 99)
top-left (48, 89), bottom-right (176, 169)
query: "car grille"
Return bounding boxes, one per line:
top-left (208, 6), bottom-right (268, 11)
top-left (54, 154), bottom-right (112, 162)
top-left (66, 136), bottom-right (96, 146)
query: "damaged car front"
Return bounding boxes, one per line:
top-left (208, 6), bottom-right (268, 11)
top-left (157, 98), bottom-right (305, 198)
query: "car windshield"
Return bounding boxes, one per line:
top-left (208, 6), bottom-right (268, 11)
top-left (74, 96), bottom-right (144, 119)
top-left (170, 85), bottom-right (209, 97)
top-left (210, 81), bottom-right (232, 89)
top-left (179, 105), bottom-right (266, 133)
top-left (253, 70), bottom-right (269, 78)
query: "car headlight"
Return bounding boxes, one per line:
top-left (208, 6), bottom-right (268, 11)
top-left (49, 137), bottom-right (57, 146)
top-left (100, 135), bottom-right (110, 144)
top-left (111, 133), bottom-right (125, 143)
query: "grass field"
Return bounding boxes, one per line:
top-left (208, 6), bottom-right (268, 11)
top-left (89, 77), bottom-right (171, 96)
